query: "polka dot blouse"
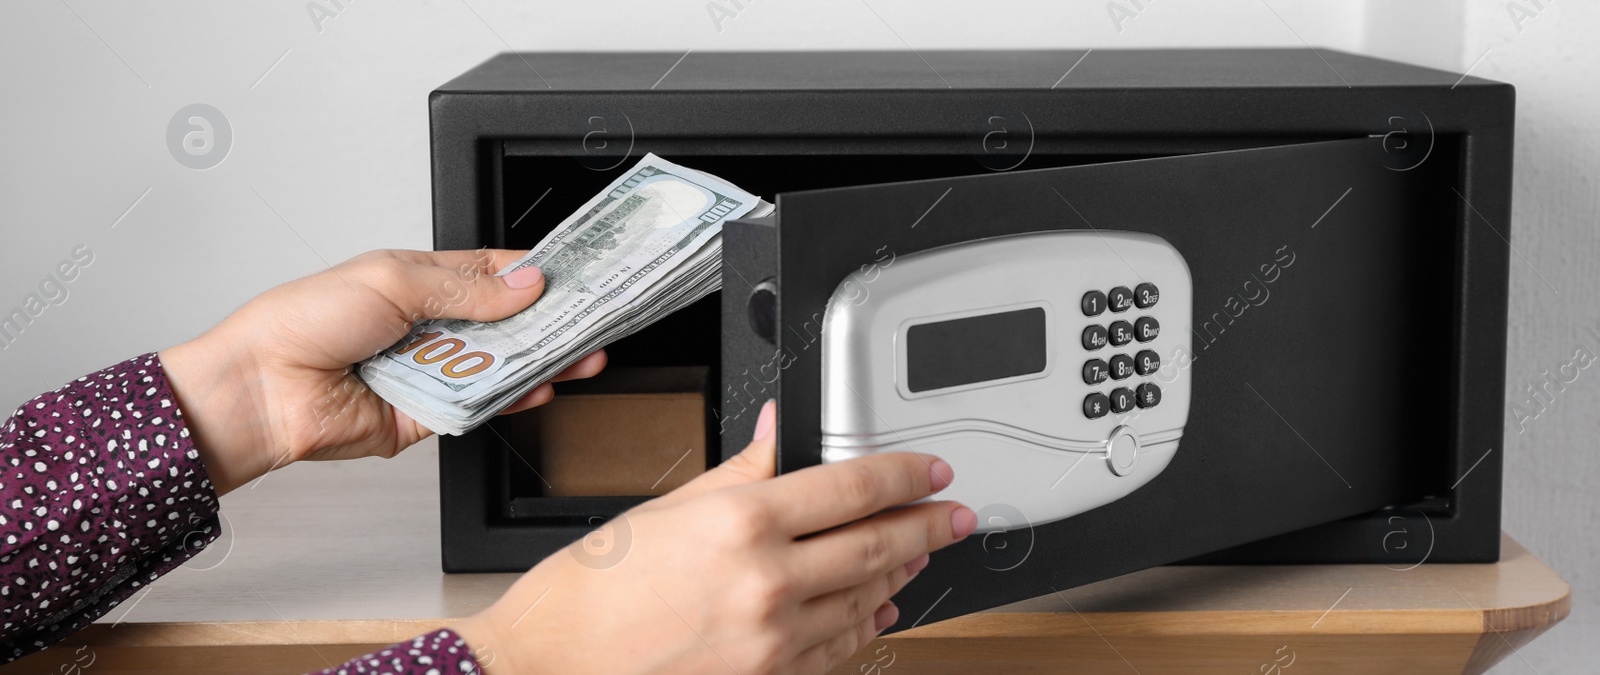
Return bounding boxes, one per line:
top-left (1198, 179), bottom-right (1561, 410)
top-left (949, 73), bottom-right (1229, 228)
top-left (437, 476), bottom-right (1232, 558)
top-left (0, 354), bottom-right (480, 674)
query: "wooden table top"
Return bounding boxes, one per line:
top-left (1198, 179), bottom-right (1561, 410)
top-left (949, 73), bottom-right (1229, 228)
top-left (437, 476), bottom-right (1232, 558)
top-left (15, 441), bottom-right (1566, 675)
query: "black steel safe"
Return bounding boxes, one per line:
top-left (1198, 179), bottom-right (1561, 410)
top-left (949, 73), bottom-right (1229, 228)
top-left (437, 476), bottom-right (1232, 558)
top-left (430, 49), bottom-right (1512, 633)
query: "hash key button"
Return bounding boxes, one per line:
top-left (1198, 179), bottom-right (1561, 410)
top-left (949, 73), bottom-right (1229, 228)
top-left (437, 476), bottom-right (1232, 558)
top-left (1082, 324), bottom-right (1108, 350)
top-left (1135, 283), bottom-right (1159, 309)
top-left (1134, 316), bottom-right (1160, 342)
top-left (1136, 383), bottom-right (1162, 409)
top-left (1084, 392), bottom-right (1110, 419)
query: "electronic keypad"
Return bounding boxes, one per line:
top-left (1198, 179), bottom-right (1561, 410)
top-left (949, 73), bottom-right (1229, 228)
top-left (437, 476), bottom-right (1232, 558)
top-left (819, 231), bottom-right (1192, 532)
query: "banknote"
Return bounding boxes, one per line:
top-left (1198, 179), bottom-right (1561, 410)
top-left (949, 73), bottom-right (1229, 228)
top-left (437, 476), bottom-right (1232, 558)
top-left (359, 153), bottom-right (771, 435)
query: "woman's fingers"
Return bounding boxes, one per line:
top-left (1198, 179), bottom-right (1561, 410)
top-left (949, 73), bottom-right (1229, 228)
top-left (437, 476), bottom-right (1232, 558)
top-left (497, 382), bottom-right (555, 416)
top-left (346, 252), bottom-right (546, 327)
top-left (696, 401), bottom-right (778, 486)
top-left (378, 248), bottom-right (527, 275)
top-left (793, 551), bottom-right (924, 649)
top-left (790, 500), bottom-right (969, 596)
top-left (490, 351), bottom-right (606, 417)
top-left (492, 350), bottom-right (610, 418)
top-left (745, 451), bottom-right (954, 537)
top-left (792, 601), bottom-right (897, 675)
top-left (647, 401), bottom-right (777, 508)
top-left (549, 349), bottom-right (608, 382)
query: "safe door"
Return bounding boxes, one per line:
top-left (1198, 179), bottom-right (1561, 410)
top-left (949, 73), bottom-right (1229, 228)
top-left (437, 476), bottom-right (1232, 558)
top-left (721, 138), bottom-right (1468, 633)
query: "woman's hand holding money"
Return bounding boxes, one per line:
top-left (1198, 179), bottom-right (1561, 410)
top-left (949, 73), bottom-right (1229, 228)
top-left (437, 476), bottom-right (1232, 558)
top-left (159, 249), bottom-right (607, 495)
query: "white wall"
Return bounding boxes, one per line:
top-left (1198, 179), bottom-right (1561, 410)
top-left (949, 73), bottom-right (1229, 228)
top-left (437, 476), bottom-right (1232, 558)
top-left (1459, 1), bottom-right (1600, 673)
top-left (0, 1), bottom-right (1593, 671)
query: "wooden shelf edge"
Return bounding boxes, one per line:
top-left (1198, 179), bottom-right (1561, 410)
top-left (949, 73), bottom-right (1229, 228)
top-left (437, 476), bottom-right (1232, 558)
top-left (61, 535), bottom-right (1570, 655)
top-left (66, 593), bottom-right (1569, 651)
top-left (1479, 589), bottom-right (1573, 634)
top-left (897, 609), bottom-right (1485, 640)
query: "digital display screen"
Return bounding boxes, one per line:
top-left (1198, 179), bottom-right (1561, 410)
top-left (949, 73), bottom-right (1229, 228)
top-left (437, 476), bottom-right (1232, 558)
top-left (905, 307), bottom-right (1047, 393)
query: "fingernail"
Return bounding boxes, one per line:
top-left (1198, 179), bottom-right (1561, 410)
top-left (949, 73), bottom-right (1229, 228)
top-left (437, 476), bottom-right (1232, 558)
top-left (751, 400), bottom-right (776, 442)
top-left (928, 459), bottom-right (954, 492)
top-left (904, 554), bottom-right (930, 577)
top-left (951, 506), bottom-right (978, 540)
top-left (873, 601), bottom-right (899, 633)
top-left (503, 266), bottom-right (543, 289)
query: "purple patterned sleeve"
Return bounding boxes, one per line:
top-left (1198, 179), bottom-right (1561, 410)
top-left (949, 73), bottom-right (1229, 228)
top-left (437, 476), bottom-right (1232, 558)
top-left (315, 628), bottom-right (483, 675)
top-left (0, 353), bottom-right (222, 662)
top-left (1, 354), bottom-right (485, 674)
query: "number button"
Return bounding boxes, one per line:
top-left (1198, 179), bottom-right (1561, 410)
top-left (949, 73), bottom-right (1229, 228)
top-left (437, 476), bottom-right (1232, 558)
top-left (1134, 316), bottom-right (1160, 342)
top-left (1082, 325), bottom-right (1108, 350)
top-left (1084, 392), bottom-right (1110, 419)
top-left (1136, 383), bottom-right (1162, 409)
top-left (1134, 283), bottom-right (1159, 309)
top-left (1110, 354), bottom-right (1134, 380)
top-left (1083, 359), bottom-right (1109, 385)
top-left (1081, 290), bottom-right (1107, 317)
top-left (1135, 349), bottom-right (1160, 376)
top-left (1109, 320), bottom-right (1133, 347)
top-left (1108, 286), bottom-right (1134, 312)
top-left (1110, 387), bottom-right (1135, 414)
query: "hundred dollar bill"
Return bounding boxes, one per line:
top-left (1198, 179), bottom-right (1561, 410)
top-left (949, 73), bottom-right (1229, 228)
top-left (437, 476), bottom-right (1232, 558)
top-left (371, 240), bottom-right (733, 436)
top-left (359, 153), bottom-right (768, 432)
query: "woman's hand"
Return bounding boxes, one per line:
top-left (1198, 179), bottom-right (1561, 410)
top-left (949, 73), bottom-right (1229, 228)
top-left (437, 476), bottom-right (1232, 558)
top-left (454, 402), bottom-right (978, 675)
top-left (159, 249), bottom-right (606, 494)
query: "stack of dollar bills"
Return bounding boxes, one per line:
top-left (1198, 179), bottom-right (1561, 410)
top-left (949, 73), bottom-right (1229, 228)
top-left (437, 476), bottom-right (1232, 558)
top-left (360, 154), bottom-right (771, 435)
